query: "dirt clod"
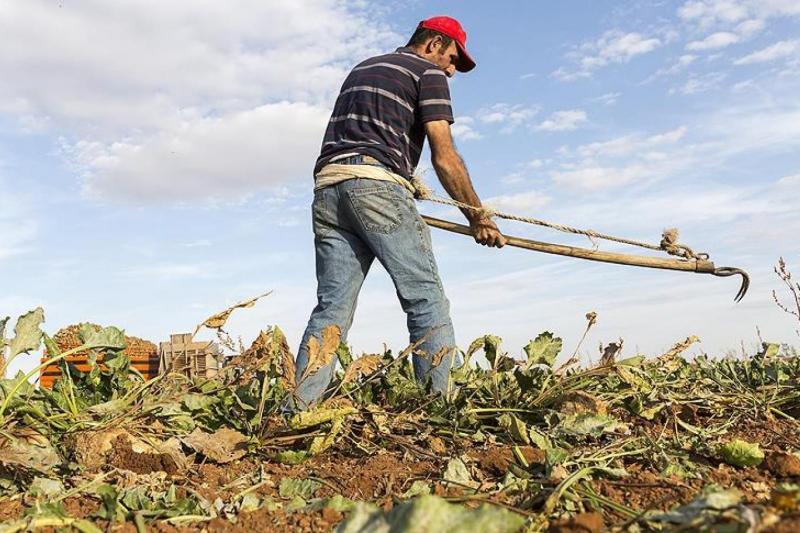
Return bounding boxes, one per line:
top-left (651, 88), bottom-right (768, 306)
top-left (765, 451), bottom-right (800, 478)
top-left (107, 435), bottom-right (179, 475)
top-left (548, 512), bottom-right (604, 533)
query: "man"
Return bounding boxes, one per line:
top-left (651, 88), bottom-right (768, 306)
top-left (294, 16), bottom-right (505, 408)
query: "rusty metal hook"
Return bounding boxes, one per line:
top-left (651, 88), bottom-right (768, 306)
top-left (712, 267), bottom-right (750, 303)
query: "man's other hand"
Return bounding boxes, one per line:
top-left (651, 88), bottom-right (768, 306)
top-left (469, 217), bottom-right (506, 248)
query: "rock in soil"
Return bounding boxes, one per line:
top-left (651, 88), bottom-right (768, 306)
top-left (548, 512), bottom-right (604, 533)
top-left (765, 452), bottom-right (800, 478)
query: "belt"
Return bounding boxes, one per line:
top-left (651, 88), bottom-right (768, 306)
top-left (329, 154), bottom-right (389, 169)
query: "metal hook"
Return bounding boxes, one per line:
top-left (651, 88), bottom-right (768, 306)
top-left (712, 267), bottom-right (750, 303)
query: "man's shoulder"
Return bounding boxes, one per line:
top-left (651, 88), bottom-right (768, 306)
top-left (354, 48), bottom-right (433, 73)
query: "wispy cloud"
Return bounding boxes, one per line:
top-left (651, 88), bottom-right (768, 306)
top-left (669, 72), bottom-right (727, 95)
top-left (484, 190), bottom-right (551, 213)
top-left (734, 39), bottom-right (800, 64)
top-left (0, 2), bottom-right (400, 204)
top-left (451, 116), bottom-right (483, 141)
top-left (536, 110), bottom-right (588, 132)
top-left (686, 31), bottom-right (740, 50)
top-left (553, 30), bottom-right (661, 81)
top-left (476, 103), bottom-right (540, 132)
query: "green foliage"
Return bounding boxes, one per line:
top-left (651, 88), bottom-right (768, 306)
top-left (337, 495), bottom-right (526, 533)
top-left (1, 312), bottom-right (799, 531)
top-left (718, 439), bottom-right (764, 467)
top-left (279, 477), bottom-right (321, 500)
top-left (523, 332), bottom-right (562, 367)
top-left (8, 307), bottom-right (45, 359)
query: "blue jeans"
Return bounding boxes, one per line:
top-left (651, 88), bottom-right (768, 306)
top-left (293, 178), bottom-right (457, 407)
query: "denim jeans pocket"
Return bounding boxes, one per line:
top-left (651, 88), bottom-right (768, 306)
top-left (347, 185), bottom-right (403, 234)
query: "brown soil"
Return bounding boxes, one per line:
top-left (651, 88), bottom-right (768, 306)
top-left (548, 512), bottom-right (604, 533)
top-left (594, 465), bottom-right (697, 514)
top-left (206, 506), bottom-right (342, 532)
top-left (765, 451), bottom-right (800, 478)
top-left (472, 445), bottom-right (545, 476)
top-left (0, 499), bottom-right (24, 522)
top-left (763, 515), bottom-right (800, 533)
top-left (107, 435), bottom-right (179, 475)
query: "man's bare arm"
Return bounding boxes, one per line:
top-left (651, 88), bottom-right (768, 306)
top-left (424, 120), bottom-right (506, 248)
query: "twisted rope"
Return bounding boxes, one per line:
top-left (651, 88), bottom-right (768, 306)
top-left (409, 176), bottom-right (705, 260)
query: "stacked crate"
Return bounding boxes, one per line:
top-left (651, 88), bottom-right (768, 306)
top-left (159, 333), bottom-right (221, 378)
top-left (39, 324), bottom-right (159, 388)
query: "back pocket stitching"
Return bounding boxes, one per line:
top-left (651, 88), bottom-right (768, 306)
top-left (347, 186), bottom-right (403, 234)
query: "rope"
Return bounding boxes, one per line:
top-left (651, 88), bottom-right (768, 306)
top-left (409, 176), bottom-right (706, 261)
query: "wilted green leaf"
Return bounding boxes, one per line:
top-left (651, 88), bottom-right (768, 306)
top-left (0, 430), bottom-right (60, 473)
top-left (181, 393), bottom-right (217, 411)
top-left (308, 412), bottom-right (348, 455)
top-left (761, 343), bottom-right (780, 358)
top-left (719, 439), bottom-right (764, 467)
top-left (8, 308), bottom-right (44, 358)
top-left (648, 486), bottom-right (741, 524)
top-left (402, 480), bottom-right (431, 498)
top-left (336, 495), bottom-right (525, 533)
top-left (182, 427), bottom-right (248, 463)
top-left (93, 484), bottom-right (122, 521)
top-left (28, 477), bottom-right (64, 498)
top-left (482, 335), bottom-right (503, 366)
top-left (274, 450), bottom-right (310, 465)
top-left (498, 414), bottom-right (530, 444)
top-left (289, 406), bottom-right (357, 429)
top-left (0, 316), bottom-right (8, 359)
top-left (615, 365), bottom-right (653, 392)
top-left (528, 428), bottom-right (553, 451)
top-left (524, 332), bottom-right (562, 367)
top-left (443, 458), bottom-right (476, 488)
top-left (279, 477), bottom-right (321, 500)
top-left (556, 413), bottom-right (628, 437)
top-left (80, 325), bottom-right (126, 350)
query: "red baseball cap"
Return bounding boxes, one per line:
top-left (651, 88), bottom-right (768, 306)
top-left (418, 16), bottom-right (476, 72)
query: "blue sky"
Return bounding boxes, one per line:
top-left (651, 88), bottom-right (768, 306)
top-left (2, 0), bottom-right (800, 377)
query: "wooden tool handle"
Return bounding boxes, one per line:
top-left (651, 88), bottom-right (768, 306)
top-left (421, 215), bottom-right (714, 273)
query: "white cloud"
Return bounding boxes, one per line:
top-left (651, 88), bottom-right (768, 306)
top-left (777, 173), bottom-right (800, 187)
top-left (590, 92), bottom-right (622, 106)
top-left (679, 0), bottom-right (750, 28)
top-left (476, 103), bottom-right (540, 131)
top-left (686, 31), bottom-right (741, 50)
top-left (678, 0), bottom-right (800, 31)
top-left (734, 39), bottom-right (800, 65)
top-left (483, 190), bottom-right (551, 213)
top-left (553, 30), bottom-right (661, 81)
top-left (0, 1), bottom-right (400, 203)
top-left (576, 126), bottom-right (688, 158)
top-left (451, 116), bottom-right (483, 141)
top-left (71, 102), bottom-right (330, 201)
top-left (551, 164), bottom-right (649, 190)
top-left (736, 18), bottom-right (766, 37)
top-left (644, 55), bottom-right (697, 83)
top-left (536, 110), bottom-right (588, 132)
top-left (670, 72), bottom-right (727, 94)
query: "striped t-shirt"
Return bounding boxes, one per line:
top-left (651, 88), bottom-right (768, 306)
top-left (314, 47), bottom-right (455, 182)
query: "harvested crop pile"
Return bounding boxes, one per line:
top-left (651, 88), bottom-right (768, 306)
top-left (2, 310), bottom-right (800, 532)
top-left (39, 323), bottom-right (159, 387)
top-left (51, 322), bottom-right (158, 359)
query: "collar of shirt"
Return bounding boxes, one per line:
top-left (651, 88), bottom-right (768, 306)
top-left (394, 46), bottom-right (441, 69)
